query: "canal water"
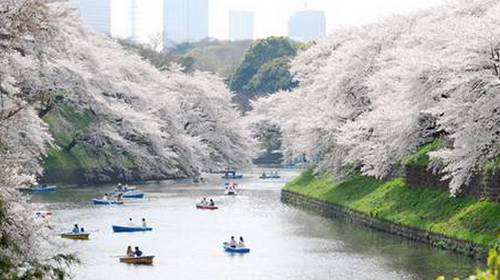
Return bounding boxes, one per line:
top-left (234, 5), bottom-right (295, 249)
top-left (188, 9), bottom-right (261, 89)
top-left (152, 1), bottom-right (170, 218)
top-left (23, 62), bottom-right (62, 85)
top-left (30, 168), bottom-right (479, 280)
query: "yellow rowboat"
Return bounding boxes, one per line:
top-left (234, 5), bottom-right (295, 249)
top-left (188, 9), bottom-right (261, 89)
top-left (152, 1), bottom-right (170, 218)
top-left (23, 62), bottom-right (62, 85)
top-left (60, 233), bottom-right (90, 240)
top-left (119, 255), bottom-right (154, 265)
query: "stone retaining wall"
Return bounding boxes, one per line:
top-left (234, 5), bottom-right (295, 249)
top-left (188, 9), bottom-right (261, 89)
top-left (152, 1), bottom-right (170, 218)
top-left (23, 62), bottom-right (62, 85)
top-left (281, 189), bottom-right (489, 259)
top-left (403, 165), bottom-right (500, 202)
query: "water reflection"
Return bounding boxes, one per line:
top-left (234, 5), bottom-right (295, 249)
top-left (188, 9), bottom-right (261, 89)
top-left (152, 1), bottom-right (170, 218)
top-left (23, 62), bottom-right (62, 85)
top-left (31, 169), bottom-right (479, 280)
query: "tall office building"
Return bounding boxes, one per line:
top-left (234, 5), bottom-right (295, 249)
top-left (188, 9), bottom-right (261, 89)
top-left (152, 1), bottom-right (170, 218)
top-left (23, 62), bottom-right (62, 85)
top-left (69, 0), bottom-right (111, 34)
top-left (163, 0), bottom-right (209, 46)
top-left (288, 10), bottom-right (325, 42)
top-left (130, 0), bottom-right (138, 41)
top-left (228, 10), bottom-right (254, 41)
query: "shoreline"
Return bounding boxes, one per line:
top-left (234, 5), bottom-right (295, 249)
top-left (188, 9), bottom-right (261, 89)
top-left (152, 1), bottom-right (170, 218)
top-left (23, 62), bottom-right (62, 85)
top-left (281, 170), bottom-right (500, 259)
top-left (281, 189), bottom-right (488, 259)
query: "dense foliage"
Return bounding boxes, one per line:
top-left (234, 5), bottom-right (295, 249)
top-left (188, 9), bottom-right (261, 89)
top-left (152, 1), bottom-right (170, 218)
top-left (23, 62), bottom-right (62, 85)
top-left (0, 0), bottom-right (252, 277)
top-left (230, 37), bottom-right (304, 110)
top-left (251, 0), bottom-right (500, 195)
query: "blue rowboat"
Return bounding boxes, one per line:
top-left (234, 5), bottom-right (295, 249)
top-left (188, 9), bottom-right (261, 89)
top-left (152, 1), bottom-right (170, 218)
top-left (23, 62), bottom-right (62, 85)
top-left (221, 171), bottom-right (243, 179)
top-left (112, 225), bottom-right (152, 233)
top-left (121, 192), bottom-right (144, 199)
top-left (92, 199), bottom-right (123, 205)
top-left (31, 185), bottom-right (57, 192)
top-left (223, 245), bottom-right (250, 254)
top-left (221, 174), bottom-right (243, 179)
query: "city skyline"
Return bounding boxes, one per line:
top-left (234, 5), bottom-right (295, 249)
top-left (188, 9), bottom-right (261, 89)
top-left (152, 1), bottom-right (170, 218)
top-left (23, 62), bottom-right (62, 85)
top-left (163, 0), bottom-right (209, 45)
top-left (82, 0), bottom-right (444, 44)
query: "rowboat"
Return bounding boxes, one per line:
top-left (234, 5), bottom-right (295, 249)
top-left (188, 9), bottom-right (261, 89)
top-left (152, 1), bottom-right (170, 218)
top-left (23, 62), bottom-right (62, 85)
top-left (92, 199), bottom-right (124, 205)
top-left (31, 185), bottom-right (57, 192)
top-left (259, 175), bottom-right (281, 179)
top-left (112, 225), bottom-right (153, 233)
top-left (121, 192), bottom-right (144, 199)
top-left (35, 210), bottom-right (53, 218)
top-left (114, 184), bottom-right (136, 193)
top-left (221, 171), bottom-right (243, 179)
top-left (61, 232), bottom-right (90, 240)
top-left (119, 255), bottom-right (154, 265)
top-left (223, 243), bottom-right (250, 254)
top-left (225, 189), bottom-right (237, 196)
top-left (196, 203), bottom-right (218, 210)
top-left (222, 174), bottom-right (243, 179)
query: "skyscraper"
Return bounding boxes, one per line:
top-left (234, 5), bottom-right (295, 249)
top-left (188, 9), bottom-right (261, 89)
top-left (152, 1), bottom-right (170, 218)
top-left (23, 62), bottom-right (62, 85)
top-left (130, 0), bottom-right (138, 41)
top-left (69, 0), bottom-right (111, 34)
top-left (288, 10), bottom-right (326, 42)
top-left (163, 0), bottom-right (209, 46)
top-left (228, 10), bottom-right (254, 41)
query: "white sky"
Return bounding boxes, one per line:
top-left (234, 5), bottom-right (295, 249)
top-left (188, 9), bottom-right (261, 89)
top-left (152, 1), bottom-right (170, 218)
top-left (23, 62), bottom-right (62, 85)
top-left (111, 0), bottom-right (445, 43)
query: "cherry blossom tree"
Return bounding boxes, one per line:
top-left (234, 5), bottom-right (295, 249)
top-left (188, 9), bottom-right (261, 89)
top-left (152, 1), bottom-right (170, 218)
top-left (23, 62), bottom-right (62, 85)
top-left (251, 0), bottom-right (500, 194)
top-left (0, 0), bottom-right (252, 277)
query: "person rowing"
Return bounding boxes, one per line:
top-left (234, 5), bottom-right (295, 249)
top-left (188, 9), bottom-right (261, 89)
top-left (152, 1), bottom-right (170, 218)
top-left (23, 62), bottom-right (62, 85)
top-left (134, 246), bottom-right (143, 257)
top-left (228, 236), bottom-right (237, 248)
top-left (126, 246), bottom-right (134, 257)
top-left (209, 199), bottom-right (215, 206)
top-left (238, 236), bottom-right (245, 248)
top-left (72, 224), bottom-right (80, 234)
top-left (200, 197), bottom-right (208, 205)
top-left (102, 193), bottom-right (109, 201)
top-left (142, 218), bottom-right (147, 228)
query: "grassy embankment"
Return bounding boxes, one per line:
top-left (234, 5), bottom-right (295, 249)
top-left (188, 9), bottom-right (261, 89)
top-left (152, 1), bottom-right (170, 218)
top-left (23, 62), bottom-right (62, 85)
top-left (285, 142), bottom-right (500, 248)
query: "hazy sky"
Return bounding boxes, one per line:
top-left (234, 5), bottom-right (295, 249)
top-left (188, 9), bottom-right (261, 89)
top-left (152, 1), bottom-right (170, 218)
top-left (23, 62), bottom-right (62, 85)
top-left (111, 0), bottom-right (444, 43)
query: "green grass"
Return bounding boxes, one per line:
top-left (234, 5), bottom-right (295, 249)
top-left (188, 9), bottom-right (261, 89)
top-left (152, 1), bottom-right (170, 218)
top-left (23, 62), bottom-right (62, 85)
top-left (285, 170), bottom-right (500, 247)
top-left (403, 139), bottom-right (444, 167)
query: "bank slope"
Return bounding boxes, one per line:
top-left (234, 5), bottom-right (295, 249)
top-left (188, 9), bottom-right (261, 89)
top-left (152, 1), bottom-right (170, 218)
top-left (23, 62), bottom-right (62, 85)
top-left (284, 170), bottom-right (500, 249)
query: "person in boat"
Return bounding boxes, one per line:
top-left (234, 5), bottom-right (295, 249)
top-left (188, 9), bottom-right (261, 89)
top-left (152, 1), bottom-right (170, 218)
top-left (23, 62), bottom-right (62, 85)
top-left (134, 246), bottom-right (143, 257)
top-left (126, 246), bottom-right (134, 257)
top-left (116, 192), bottom-right (123, 202)
top-left (262, 172), bottom-right (266, 177)
top-left (128, 218), bottom-right (134, 226)
top-left (229, 236), bottom-right (237, 248)
top-left (117, 183), bottom-right (123, 192)
top-left (80, 227), bottom-right (85, 233)
top-left (201, 197), bottom-right (207, 205)
top-left (102, 193), bottom-right (109, 201)
top-left (209, 199), bottom-right (215, 206)
top-left (238, 236), bottom-right (245, 248)
top-left (142, 218), bottom-right (147, 227)
top-left (72, 224), bottom-right (80, 234)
